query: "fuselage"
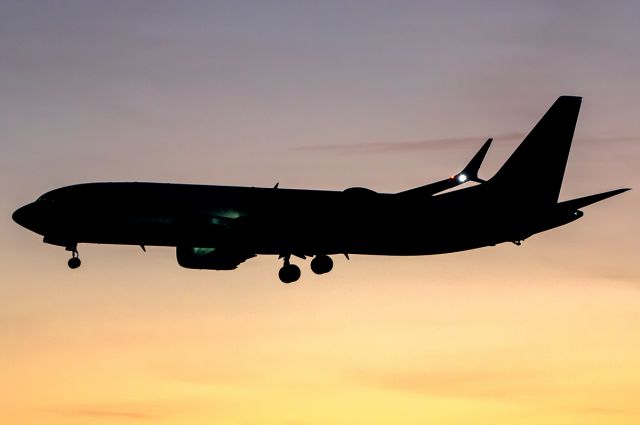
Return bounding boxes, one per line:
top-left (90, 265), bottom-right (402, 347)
top-left (12, 181), bottom-right (576, 257)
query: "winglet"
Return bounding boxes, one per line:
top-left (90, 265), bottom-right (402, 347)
top-left (455, 138), bottom-right (492, 184)
top-left (397, 138), bottom-right (493, 197)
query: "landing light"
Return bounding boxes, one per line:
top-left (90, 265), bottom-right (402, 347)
top-left (457, 173), bottom-right (468, 183)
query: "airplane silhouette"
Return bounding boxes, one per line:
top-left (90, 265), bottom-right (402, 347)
top-left (13, 96), bottom-right (629, 283)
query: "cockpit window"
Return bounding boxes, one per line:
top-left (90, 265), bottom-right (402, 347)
top-left (36, 196), bottom-right (54, 203)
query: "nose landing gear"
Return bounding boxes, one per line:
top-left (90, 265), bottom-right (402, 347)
top-left (66, 244), bottom-right (81, 269)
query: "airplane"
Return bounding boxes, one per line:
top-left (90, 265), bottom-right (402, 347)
top-left (12, 96), bottom-right (629, 283)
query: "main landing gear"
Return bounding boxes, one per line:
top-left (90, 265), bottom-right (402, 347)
top-left (66, 244), bottom-right (81, 269)
top-left (278, 254), bottom-right (335, 284)
top-left (279, 256), bottom-right (301, 284)
top-left (311, 255), bottom-right (333, 275)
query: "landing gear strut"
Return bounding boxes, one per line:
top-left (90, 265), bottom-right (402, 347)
top-left (278, 255), bottom-right (301, 284)
top-left (66, 244), bottom-right (81, 269)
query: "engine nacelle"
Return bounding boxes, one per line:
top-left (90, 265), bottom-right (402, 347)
top-left (176, 246), bottom-right (254, 270)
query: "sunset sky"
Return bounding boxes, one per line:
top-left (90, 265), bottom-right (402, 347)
top-left (1, 1), bottom-right (639, 424)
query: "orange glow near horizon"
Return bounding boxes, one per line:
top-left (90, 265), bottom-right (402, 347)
top-left (2, 249), bottom-right (639, 425)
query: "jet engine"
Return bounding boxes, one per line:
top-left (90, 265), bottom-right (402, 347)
top-left (176, 246), bottom-right (255, 270)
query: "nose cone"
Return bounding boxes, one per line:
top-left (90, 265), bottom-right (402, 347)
top-left (12, 203), bottom-right (37, 230)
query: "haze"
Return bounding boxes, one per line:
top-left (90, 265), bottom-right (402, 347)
top-left (1, 1), bottom-right (639, 424)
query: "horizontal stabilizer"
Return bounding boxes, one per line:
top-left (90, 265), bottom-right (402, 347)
top-left (558, 188), bottom-right (630, 210)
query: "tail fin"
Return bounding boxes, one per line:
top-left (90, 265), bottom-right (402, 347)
top-left (489, 96), bottom-right (582, 206)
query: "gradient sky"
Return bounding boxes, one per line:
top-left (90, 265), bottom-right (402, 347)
top-left (2, 1), bottom-right (639, 424)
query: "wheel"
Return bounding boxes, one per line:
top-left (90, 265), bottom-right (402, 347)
top-left (279, 264), bottom-right (301, 284)
top-left (68, 257), bottom-right (81, 269)
top-left (311, 255), bottom-right (333, 275)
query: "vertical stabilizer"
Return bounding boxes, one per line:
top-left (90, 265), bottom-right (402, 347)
top-left (489, 96), bottom-right (582, 206)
